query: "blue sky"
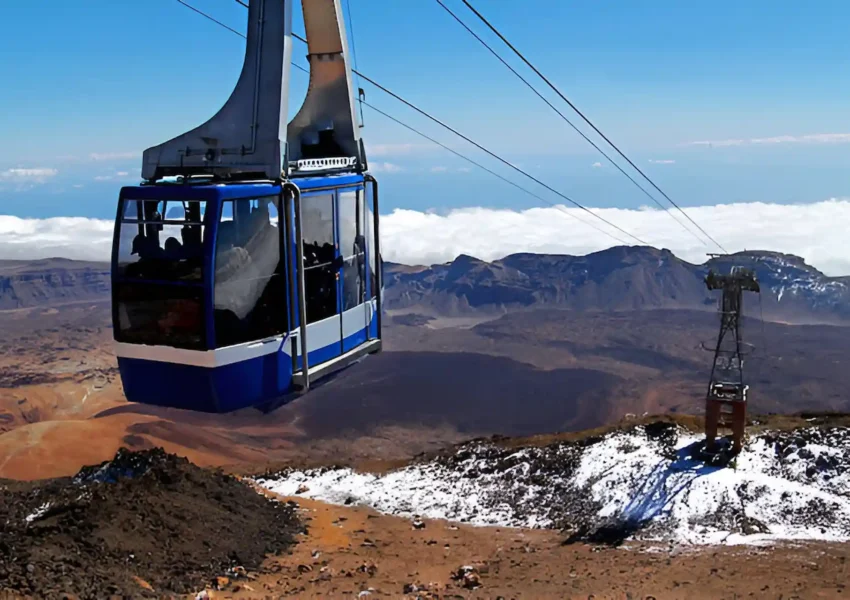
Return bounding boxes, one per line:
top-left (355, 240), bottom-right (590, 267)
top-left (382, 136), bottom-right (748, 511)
top-left (2, 0), bottom-right (850, 220)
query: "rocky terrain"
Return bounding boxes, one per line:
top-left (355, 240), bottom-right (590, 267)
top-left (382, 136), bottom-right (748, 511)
top-left (2, 437), bottom-right (849, 598)
top-left (379, 308), bottom-right (850, 419)
top-left (257, 417), bottom-right (850, 547)
top-left (0, 251), bottom-right (848, 597)
top-left (2, 258), bottom-right (850, 481)
top-left (206, 493), bottom-right (850, 599)
top-left (0, 448), bottom-right (301, 598)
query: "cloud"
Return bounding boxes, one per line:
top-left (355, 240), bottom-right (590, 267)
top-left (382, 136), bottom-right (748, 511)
top-left (685, 133), bottom-right (850, 148)
top-left (0, 216), bottom-right (114, 262)
top-left (649, 159), bottom-right (676, 165)
top-left (369, 162), bottom-right (404, 173)
top-left (380, 199), bottom-right (850, 276)
top-left (93, 171), bottom-right (138, 182)
top-left (591, 162), bottom-right (603, 168)
top-left (55, 152), bottom-right (140, 163)
top-left (457, 167), bottom-right (472, 173)
top-left (431, 166), bottom-right (448, 173)
top-left (0, 168), bottom-right (59, 183)
top-left (89, 152), bottom-right (140, 161)
top-left (3, 200), bottom-right (850, 277)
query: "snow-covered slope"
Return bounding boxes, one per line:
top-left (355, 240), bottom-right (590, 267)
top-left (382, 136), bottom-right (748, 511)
top-left (255, 423), bottom-right (850, 546)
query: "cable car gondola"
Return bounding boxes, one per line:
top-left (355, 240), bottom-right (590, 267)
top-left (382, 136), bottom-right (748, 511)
top-left (111, 0), bottom-right (382, 413)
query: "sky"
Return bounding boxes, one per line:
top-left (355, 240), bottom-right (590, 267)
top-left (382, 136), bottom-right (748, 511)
top-left (1, 0), bottom-right (849, 272)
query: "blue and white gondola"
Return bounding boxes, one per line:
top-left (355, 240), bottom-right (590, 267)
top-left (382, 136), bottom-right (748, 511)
top-left (110, 0), bottom-right (383, 413)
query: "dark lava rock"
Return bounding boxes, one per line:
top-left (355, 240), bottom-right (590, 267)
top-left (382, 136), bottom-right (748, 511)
top-left (0, 447), bottom-right (303, 599)
top-left (451, 565), bottom-right (483, 589)
top-left (741, 515), bottom-right (771, 535)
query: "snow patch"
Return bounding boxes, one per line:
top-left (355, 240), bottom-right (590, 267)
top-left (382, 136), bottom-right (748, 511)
top-left (255, 425), bottom-right (850, 546)
top-left (25, 502), bottom-right (51, 524)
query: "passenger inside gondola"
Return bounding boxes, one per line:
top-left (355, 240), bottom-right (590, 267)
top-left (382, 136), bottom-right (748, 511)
top-left (213, 197), bottom-right (287, 347)
top-left (164, 237), bottom-right (183, 259)
top-left (299, 195), bottom-right (339, 324)
top-left (119, 200), bottom-right (206, 282)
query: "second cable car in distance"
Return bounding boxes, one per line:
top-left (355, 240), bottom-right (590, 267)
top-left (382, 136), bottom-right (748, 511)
top-left (110, 0), bottom-right (382, 413)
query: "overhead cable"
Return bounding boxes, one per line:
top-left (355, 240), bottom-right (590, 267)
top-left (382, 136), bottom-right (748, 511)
top-left (434, 0), bottom-right (712, 250)
top-left (230, 1), bottom-right (647, 243)
top-left (182, 0), bottom-right (650, 245)
top-left (176, 0), bottom-right (245, 37)
top-left (458, 0), bottom-right (728, 254)
top-left (349, 70), bottom-right (648, 245)
top-left (361, 100), bottom-right (633, 244)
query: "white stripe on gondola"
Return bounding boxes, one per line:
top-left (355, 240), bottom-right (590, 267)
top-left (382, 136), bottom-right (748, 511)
top-left (114, 335), bottom-right (285, 368)
top-left (115, 299), bottom-right (377, 367)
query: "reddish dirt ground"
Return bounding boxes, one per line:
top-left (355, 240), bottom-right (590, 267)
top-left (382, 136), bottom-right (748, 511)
top-left (187, 494), bottom-right (849, 600)
top-left (2, 302), bottom-right (849, 598)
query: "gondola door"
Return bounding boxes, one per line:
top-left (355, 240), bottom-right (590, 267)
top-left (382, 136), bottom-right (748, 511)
top-left (337, 186), bottom-right (369, 353)
top-left (299, 191), bottom-right (344, 366)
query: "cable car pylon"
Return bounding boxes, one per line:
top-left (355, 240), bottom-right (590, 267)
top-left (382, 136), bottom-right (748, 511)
top-left (702, 260), bottom-right (760, 457)
top-left (111, 0), bottom-right (383, 413)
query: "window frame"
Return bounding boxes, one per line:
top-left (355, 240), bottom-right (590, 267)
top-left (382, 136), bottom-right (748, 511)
top-left (212, 194), bottom-right (288, 349)
top-left (299, 191), bottom-right (340, 325)
top-left (112, 196), bottom-right (214, 349)
top-left (114, 198), bottom-right (209, 284)
top-left (365, 180), bottom-right (377, 302)
top-left (337, 187), bottom-right (367, 312)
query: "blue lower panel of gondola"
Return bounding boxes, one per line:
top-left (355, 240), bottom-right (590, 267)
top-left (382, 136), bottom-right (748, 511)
top-left (118, 351), bottom-right (292, 413)
top-left (118, 325), bottom-right (378, 413)
top-left (294, 340), bottom-right (338, 372)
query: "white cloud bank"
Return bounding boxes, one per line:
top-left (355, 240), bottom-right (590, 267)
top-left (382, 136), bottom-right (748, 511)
top-left (0, 216), bottom-right (114, 262)
top-left (1, 200), bottom-right (849, 276)
top-left (89, 151), bottom-right (140, 161)
top-left (93, 171), bottom-right (135, 182)
top-left (380, 199), bottom-right (850, 276)
top-left (0, 168), bottom-right (59, 183)
top-left (686, 133), bottom-right (850, 148)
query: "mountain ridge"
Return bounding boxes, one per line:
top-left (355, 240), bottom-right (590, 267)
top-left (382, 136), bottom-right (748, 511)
top-left (1, 248), bottom-right (847, 324)
top-left (0, 258), bottom-right (110, 310)
top-left (385, 246), bottom-right (850, 325)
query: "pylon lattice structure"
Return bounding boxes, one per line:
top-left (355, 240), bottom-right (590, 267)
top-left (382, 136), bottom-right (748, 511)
top-left (703, 266), bottom-right (760, 454)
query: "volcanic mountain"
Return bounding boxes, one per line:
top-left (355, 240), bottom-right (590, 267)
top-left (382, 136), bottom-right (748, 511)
top-left (0, 258), bottom-right (110, 310)
top-left (384, 246), bottom-right (850, 325)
